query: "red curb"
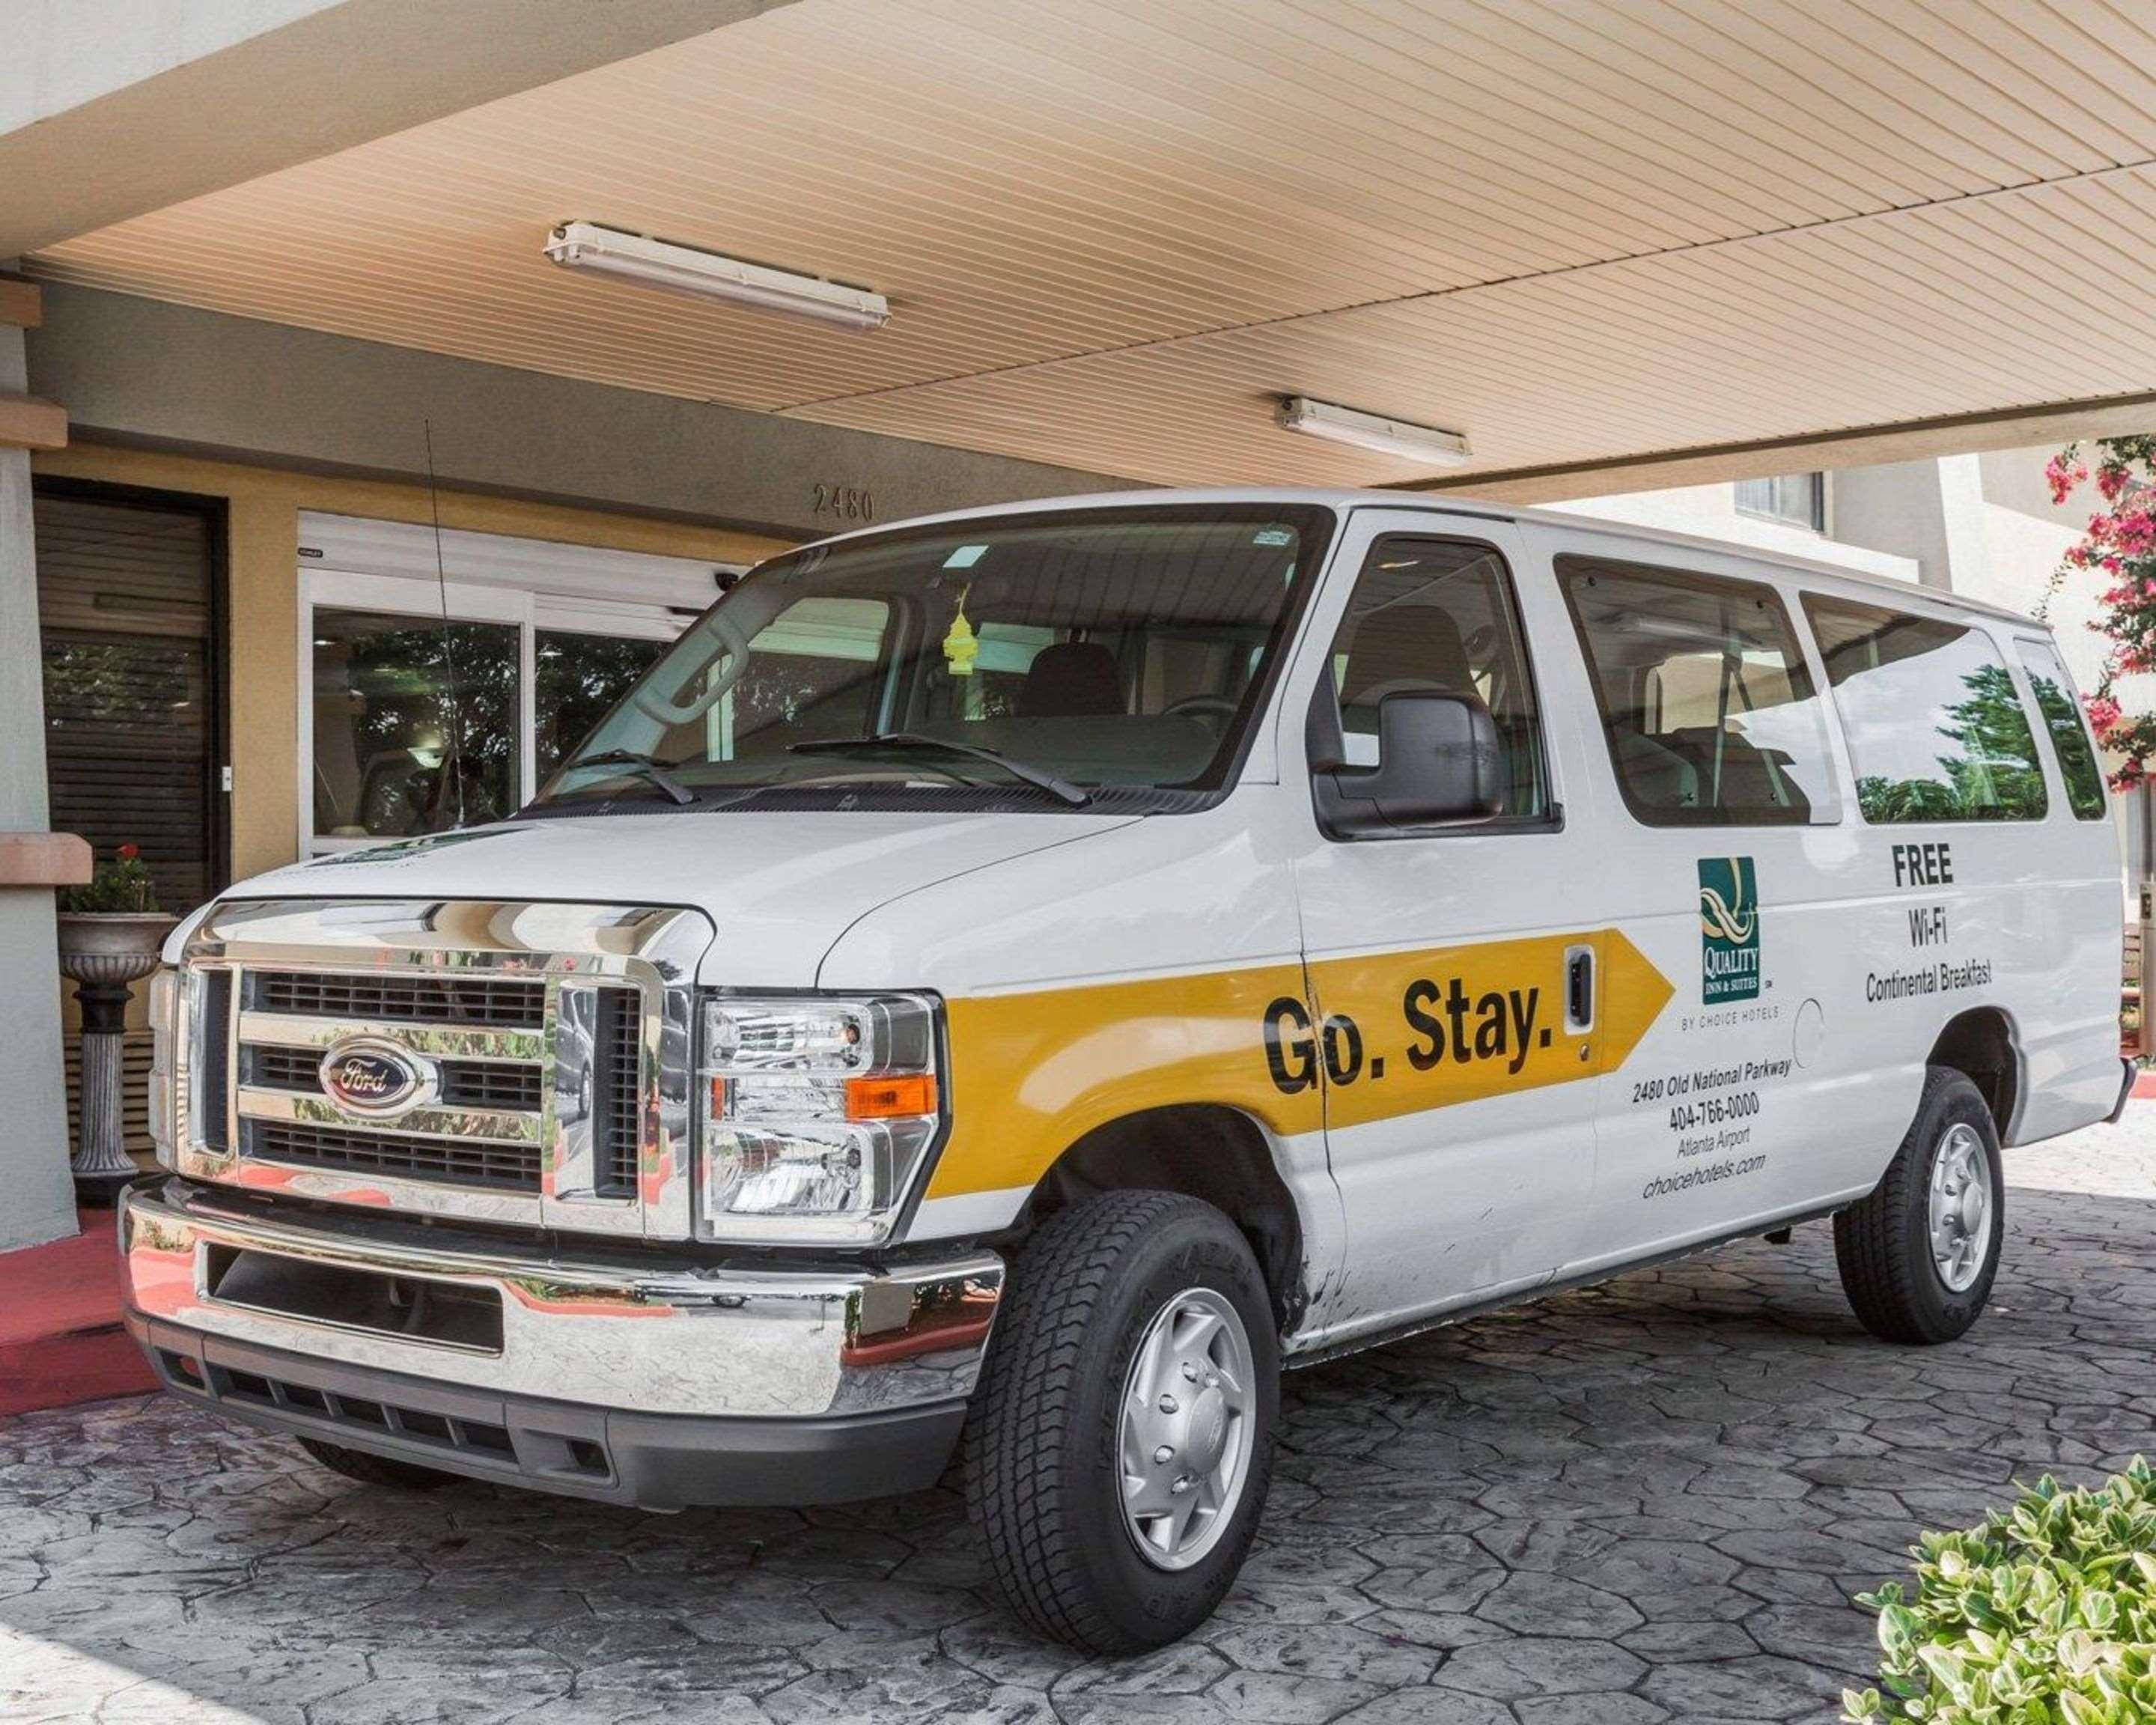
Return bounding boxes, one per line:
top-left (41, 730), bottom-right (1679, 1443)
top-left (0, 1208), bottom-right (156, 1417)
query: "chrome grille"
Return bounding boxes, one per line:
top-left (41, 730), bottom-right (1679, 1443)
top-left (174, 899), bottom-right (708, 1241)
top-left (245, 1119), bottom-right (542, 1192)
top-left (596, 988), bottom-right (642, 1196)
top-left (244, 1044), bottom-right (543, 1113)
top-left (247, 971), bottom-right (544, 1027)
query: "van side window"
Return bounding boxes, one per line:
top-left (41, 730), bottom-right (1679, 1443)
top-left (1804, 596), bottom-right (2047, 824)
top-left (2016, 639), bottom-right (2107, 821)
top-left (1320, 538), bottom-right (1548, 821)
top-left (1556, 555), bottom-right (1839, 827)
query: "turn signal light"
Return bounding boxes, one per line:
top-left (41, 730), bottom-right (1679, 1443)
top-left (846, 1073), bottom-right (939, 1120)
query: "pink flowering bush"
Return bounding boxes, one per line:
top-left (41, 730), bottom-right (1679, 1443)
top-left (2048, 435), bottom-right (2156, 789)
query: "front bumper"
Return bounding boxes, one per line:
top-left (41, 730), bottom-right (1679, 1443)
top-left (119, 1177), bottom-right (1002, 1509)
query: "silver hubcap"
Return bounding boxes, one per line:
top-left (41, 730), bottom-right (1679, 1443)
top-left (1118, 1288), bottom-right (1254, 1572)
top-left (1928, 1122), bottom-right (1993, 1292)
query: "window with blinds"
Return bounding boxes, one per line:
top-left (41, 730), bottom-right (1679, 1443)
top-left (34, 484), bottom-right (225, 911)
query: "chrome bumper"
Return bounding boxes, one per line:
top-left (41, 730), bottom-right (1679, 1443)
top-left (120, 1177), bottom-right (1002, 1422)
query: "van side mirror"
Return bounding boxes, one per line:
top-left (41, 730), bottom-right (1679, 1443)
top-left (1310, 691), bottom-right (1504, 836)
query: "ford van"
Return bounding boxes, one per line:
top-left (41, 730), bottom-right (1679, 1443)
top-left (122, 488), bottom-right (2131, 1652)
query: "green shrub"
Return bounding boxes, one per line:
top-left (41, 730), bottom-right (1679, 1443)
top-left (57, 842), bottom-right (159, 914)
top-left (1845, 1458), bottom-right (2156, 1724)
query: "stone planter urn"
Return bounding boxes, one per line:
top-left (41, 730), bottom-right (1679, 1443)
top-left (56, 911), bottom-right (176, 1205)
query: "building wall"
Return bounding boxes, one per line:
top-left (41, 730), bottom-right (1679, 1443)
top-left (32, 442), bottom-right (792, 880)
top-left (1540, 475), bottom-right (1922, 585)
top-left (0, 317), bottom-right (76, 1250)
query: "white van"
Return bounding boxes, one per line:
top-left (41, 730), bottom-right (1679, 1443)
top-left (125, 489), bottom-right (2128, 1652)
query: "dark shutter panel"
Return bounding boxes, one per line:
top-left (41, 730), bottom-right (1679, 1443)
top-left (36, 491), bottom-right (219, 911)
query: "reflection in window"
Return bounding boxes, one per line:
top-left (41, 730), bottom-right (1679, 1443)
top-left (1559, 556), bottom-right (1838, 826)
top-left (642, 596), bottom-right (891, 767)
top-left (2017, 639), bottom-right (2106, 821)
top-left (540, 508), bottom-right (1329, 809)
top-left (1805, 597), bottom-right (2046, 824)
top-left (312, 610), bottom-right (519, 839)
top-left (536, 630), bottom-right (669, 779)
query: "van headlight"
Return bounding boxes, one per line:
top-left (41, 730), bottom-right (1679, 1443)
top-left (693, 994), bottom-right (942, 1243)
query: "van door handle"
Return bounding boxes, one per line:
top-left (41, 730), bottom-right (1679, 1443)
top-left (1564, 945), bottom-right (1595, 1035)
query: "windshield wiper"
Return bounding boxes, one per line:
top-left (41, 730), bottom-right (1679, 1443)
top-left (556, 748), bottom-right (695, 806)
top-left (790, 733), bottom-right (1093, 807)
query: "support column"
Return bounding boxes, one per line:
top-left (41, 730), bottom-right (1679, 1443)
top-left (0, 273), bottom-right (82, 1252)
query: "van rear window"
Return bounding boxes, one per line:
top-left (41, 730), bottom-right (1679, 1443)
top-left (1557, 556), bottom-right (1839, 827)
top-left (2016, 639), bottom-right (2107, 821)
top-left (1803, 596), bottom-right (2046, 824)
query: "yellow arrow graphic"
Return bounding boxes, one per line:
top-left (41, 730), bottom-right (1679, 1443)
top-left (1309, 928), bottom-right (1673, 1131)
top-left (1596, 928), bottom-right (1675, 1076)
top-left (925, 929), bottom-right (1675, 1199)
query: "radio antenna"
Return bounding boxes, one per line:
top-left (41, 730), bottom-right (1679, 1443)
top-left (424, 419), bottom-right (468, 829)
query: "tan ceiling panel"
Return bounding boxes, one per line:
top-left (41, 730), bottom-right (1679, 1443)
top-left (28, 0), bottom-right (2156, 484)
top-left (790, 165), bottom-right (2156, 487)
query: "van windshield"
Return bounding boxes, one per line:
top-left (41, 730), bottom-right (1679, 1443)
top-left (529, 504), bottom-right (1334, 812)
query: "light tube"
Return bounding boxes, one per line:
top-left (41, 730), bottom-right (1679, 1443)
top-left (544, 222), bottom-right (889, 331)
top-left (1276, 396), bottom-right (1471, 466)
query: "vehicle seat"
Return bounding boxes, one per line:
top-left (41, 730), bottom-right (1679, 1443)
top-left (1339, 605), bottom-right (1474, 719)
top-left (1339, 606), bottom-right (1532, 813)
top-left (1020, 641), bottom-right (1123, 717)
top-left (1606, 719), bottom-right (1701, 811)
top-left (1661, 725), bottom-right (1810, 819)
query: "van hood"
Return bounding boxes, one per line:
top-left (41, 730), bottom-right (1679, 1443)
top-left (220, 810), bottom-right (1141, 987)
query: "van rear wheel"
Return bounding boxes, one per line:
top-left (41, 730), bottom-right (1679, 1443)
top-left (1834, 1066), bottom-right (2004, 1344)
top-left (963, 1189), bottom-right (1279, 1654)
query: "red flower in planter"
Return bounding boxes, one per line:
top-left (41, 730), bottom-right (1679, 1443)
top-left (116, 843), bottom-right (139, 861)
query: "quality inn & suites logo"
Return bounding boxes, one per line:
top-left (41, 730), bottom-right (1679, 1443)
top-left (1697, 856), bottom-right (1760, 1003)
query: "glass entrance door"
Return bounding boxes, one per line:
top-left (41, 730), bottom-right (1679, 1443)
top-left (302, 571), bottom-right (683, 854)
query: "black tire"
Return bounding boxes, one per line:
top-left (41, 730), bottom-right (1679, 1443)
top-left (1834, 1066), bottom-right (2005, 1345)
top-left (294, 1435), bottom-right (458, 1491)
top-left (963, 1189), bottom-right (1279, 1654)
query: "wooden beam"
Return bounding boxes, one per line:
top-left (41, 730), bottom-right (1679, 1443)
top-left (0, 277), bottom-right (39, 329)
top-left (0, 393), bottom-right (67, 451)
top-left (1407, 389), bottom-right (2156, 504)
top-left (0, 833), bottom-right (92, 889)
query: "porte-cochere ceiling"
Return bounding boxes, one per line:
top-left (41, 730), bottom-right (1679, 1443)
top-left (28, 0), bottom-right (2156, 490)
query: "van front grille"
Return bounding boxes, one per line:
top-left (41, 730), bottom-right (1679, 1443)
top-left (176, 899), bottom-right (704, 1238)
top-left (245, 1120), bottom-right (542, 1193)
top-left (244, 1044), bottom-right (543, 1112)
top-left (596, 988), bottom-right (643, 1196)
top-left (247, 971), bottom-right (545, 1028)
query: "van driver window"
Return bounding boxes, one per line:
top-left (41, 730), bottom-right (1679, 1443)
top-left (1804, 595), bottom-right (2047, 824)
top-left (1557, 556), bottom-right (1839, 827)
top-left (1321, 538), bottom-right (1548, 820)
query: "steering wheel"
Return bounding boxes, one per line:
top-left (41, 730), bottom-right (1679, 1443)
top-left (631, 610), bottom-right (753, 727)
top-left (1162, 694), bottom-right (1241, 730)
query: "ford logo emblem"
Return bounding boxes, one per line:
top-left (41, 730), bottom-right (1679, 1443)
top-left (318, 1038), bottom-right (433, 1118)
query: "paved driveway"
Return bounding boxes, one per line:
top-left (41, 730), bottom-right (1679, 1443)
top-left (7, 1120), bottom-right (2155, 1725)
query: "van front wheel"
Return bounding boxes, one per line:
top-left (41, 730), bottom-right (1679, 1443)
top-left (1834, 1066), bottom-right (2005, 1344)
top-left (963, 1189), bottom-right (1279, 1653)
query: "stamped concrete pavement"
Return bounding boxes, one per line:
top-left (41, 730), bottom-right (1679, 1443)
top-left (5, 1113), bottom-right (2155, 1725)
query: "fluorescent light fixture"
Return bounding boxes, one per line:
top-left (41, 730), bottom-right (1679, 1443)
top-left (1276, 396), bottom-right (1471, 466)
top-left (544, 222), bottom-right (889, 331)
